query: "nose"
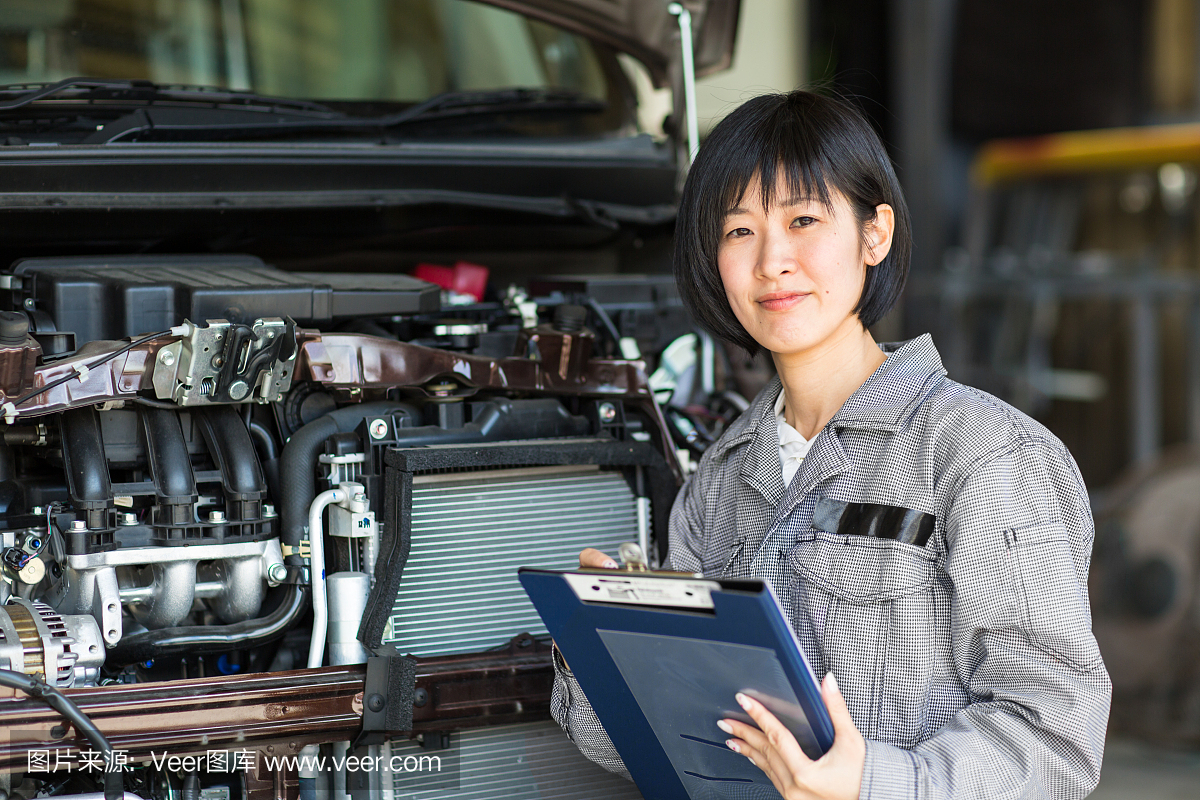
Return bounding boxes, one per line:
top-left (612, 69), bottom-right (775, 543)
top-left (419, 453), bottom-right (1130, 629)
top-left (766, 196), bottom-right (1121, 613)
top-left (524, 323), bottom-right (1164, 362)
top-left (756, 225), bottom-right (797, 280)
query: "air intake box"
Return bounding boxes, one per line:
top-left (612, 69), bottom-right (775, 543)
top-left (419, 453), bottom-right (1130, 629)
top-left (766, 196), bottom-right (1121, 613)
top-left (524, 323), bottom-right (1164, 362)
top-left (10, 254), bottom-right (439, 345)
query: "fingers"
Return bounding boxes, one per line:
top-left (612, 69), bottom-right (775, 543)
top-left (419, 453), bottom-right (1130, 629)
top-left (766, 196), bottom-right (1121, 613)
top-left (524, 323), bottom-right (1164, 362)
top-left (719, 682), bottom-right (866, 800)
top-left (734, 693), bottom-right (811, 766)
top-left (717, 693), bottom-right (811, 794)
top-left (579, 548), bottom-right (618, 569)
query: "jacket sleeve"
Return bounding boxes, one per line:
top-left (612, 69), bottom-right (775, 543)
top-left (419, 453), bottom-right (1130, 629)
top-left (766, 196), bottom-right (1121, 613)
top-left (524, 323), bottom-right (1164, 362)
top-left (550, 644), bottom-right (632, 780)
top-left (549, 464), bottom-right (709, 778)
top-left (860, 438), bottom-right (1112, 800)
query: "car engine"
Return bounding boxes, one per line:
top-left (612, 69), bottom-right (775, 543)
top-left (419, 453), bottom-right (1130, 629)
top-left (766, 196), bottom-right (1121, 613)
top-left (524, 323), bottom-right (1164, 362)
top-left (0, 254), bottom-right (699, 800)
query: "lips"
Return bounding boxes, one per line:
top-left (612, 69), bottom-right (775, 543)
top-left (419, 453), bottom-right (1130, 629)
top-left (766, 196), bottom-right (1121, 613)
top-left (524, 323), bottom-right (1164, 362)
top-left (756, 291), bottom-right (808, 311)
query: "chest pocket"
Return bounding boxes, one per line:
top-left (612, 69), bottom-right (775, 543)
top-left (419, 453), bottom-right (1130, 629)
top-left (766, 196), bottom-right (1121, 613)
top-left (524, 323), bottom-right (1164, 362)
top-left (787, 520), bottom-right (953, 748)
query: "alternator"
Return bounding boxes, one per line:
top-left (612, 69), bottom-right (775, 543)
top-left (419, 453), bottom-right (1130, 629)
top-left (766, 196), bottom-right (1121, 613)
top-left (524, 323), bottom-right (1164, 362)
top-left (0, 599), bottom-right (104, 687)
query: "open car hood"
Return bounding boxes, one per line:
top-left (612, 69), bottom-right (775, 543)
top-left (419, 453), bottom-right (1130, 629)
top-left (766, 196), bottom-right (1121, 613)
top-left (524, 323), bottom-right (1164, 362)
top-left (479, 0), bottom-right (740, 86)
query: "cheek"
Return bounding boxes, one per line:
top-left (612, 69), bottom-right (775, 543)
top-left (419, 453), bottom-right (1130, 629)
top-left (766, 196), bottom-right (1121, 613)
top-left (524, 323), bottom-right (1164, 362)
top-left (812, 250), bottom-right (866, 300)
top-left (716, 255), bottom-right (748, 302)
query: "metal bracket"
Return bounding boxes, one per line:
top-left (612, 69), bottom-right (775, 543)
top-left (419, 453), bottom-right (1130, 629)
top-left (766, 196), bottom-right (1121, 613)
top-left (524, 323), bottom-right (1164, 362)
top-left (352, 648), bottom-right (417, 749)
top-left (280, 540), bottom-right (311, 559)
top-left (152, 318), bottom-right (296, 405)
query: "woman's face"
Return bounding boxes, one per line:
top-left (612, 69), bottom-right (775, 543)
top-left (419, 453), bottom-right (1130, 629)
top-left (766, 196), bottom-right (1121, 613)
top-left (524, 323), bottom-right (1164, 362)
top-left (716, 177), bottom-right (893, 358)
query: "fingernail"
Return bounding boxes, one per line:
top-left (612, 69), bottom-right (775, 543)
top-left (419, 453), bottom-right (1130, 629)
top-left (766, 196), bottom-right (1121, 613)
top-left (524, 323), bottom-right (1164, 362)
top-left (717, 720), bottom-right (733, 734)
top-left (726, 740), bottom-right (740, 753)
top-left (602, 559), bottom-right (618, 569)
top-left (748, 758), bottom-right (758, 768)
top-left (736, 693), bottom-right (751, 711)
top-left (826, 672), bottom-right (839, 693)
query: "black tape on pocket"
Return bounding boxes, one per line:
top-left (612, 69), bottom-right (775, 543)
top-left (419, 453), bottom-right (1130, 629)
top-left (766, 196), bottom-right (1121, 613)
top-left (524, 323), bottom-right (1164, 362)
top-left (812, 497), bottom-right (935, 547)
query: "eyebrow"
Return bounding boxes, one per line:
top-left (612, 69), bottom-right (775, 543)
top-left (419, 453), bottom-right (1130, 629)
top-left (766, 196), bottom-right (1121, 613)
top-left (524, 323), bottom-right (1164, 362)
top-left (723, 195), bottom-right (820, 217)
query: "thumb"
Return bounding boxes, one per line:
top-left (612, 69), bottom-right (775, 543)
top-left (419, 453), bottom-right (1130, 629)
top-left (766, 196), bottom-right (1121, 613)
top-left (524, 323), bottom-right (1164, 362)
top-left (579, 548), bottom-right (619, 569)
top-left (822, 672), bottom-right (857, 738)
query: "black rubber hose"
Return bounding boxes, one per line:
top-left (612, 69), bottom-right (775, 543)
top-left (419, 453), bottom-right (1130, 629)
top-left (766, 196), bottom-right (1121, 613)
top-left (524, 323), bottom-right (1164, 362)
top-left (248, 419), bottom-right (280, 460)
top-left (249, 419), bottom-right (282, 505)
top-left (0, 669), bottom-right (124, 800)
top-left (279, 401), bottom-right (412, 565)
top-left (107, 584), bottom-right (308, 665)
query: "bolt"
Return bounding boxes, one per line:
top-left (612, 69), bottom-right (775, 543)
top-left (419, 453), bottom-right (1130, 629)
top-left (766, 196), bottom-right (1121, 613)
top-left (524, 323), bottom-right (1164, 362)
top-left (118, 513), bottom-right (138, 526)
top-left (207, 510), bottom-right (226, 523)
top-left (367, 693), bottom-right (386, 713)
top-left (598, 402), bottom-right (618, 423)
top-left (23, 298), bottom-right (34, 309)
top-left (158, 350), bottom-right (176, 367)
top-left (413, 688), bottom-right (429, 707)
top-left (263, 504), bottom-right (278, 518)
top-left (268, 563), bottom-right (288, 583)
top-left (69, 520), bottom-right (88, 532)
top-left (369, 418), bottom-right (389, 440)
top-left (228, 380), bottom-right (249, 401)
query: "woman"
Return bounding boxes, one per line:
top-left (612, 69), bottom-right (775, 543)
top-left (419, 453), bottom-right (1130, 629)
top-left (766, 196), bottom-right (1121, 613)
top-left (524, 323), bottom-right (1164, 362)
top-left (552, 91), bottom-right (1111, 799)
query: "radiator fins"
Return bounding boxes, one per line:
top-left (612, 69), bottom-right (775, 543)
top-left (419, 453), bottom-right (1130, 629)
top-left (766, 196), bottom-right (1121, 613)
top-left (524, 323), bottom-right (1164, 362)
top-left (389, 721), bottom-right (644, 799)
top-left (383, 467), bottom-right (643, 656)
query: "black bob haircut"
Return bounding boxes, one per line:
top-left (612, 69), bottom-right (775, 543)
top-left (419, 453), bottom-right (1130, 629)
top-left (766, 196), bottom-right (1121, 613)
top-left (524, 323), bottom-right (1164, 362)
top-left (672, 90), bottom-right (912, 355)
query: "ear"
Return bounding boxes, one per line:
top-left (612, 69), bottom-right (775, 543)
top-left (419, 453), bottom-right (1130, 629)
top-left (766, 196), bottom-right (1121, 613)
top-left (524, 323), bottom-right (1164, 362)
top-left (864, 204), bottom-right (895, 266)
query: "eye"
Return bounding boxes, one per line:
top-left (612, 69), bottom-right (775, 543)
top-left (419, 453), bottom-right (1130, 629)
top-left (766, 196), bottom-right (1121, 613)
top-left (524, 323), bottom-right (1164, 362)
top-left (791, 216), bottom-right (817, 228)
top-left (725, 227), bottom-right (753, 238)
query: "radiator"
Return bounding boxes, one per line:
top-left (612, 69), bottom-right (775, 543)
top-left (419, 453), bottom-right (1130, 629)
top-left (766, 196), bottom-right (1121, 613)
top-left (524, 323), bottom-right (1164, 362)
top-left (381, 465), bottom-right (643, 655)
top-left (388, 721), bottom-right (644, 800)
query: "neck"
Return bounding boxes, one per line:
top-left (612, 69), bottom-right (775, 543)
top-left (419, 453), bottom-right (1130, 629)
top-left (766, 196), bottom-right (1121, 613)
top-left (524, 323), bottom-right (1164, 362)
top-left (772, 321), bottom-right (887, 440)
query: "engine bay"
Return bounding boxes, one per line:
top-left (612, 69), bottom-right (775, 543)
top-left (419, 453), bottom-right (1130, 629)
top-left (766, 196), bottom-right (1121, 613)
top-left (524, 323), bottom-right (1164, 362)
top-left (0, 254), bottom-right (720, 800)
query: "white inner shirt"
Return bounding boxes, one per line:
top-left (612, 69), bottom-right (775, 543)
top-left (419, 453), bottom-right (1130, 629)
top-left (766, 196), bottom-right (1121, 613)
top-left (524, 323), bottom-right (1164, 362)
top-left (775, 389), bottom-right (815, 486)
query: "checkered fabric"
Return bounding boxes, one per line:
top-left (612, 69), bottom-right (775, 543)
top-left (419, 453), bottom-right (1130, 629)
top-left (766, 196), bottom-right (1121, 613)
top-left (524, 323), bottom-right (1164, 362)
top-left (551, 334), bottom-right (1112, 799)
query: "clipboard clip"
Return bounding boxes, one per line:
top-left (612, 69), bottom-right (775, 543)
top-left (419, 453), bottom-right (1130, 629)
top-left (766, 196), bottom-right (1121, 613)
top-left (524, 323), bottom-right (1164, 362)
top-left (618, 542), bottom-right (649, 572)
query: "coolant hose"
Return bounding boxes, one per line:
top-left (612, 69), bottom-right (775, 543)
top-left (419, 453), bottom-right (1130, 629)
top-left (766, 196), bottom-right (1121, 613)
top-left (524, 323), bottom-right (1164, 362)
top-left (107, 584), bottom-right (308, 665)
top-left (181, 774), bottom-right (200, 800)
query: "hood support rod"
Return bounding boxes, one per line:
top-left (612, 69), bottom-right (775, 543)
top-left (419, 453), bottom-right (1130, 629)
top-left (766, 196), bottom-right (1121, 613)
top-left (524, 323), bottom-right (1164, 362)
top-left (669, 3), bottom-right (700, 164)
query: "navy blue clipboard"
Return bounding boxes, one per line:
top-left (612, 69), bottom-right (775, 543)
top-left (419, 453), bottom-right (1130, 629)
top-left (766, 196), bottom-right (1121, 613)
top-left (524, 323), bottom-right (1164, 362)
top-left (519, 568), bottom-right (835, 800)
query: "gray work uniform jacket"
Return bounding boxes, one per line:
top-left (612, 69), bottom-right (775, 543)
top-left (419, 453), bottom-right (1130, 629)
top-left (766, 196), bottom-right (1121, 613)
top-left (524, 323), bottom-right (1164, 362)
top-left (551, 334), bottom-right (1112, 800)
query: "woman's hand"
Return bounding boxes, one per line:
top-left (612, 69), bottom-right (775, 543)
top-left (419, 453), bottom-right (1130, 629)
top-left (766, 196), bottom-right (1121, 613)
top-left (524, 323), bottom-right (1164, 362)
top-left (718, 673), bottom-right (865, 800)
top-left (578, 548), bottom-right (619, 569)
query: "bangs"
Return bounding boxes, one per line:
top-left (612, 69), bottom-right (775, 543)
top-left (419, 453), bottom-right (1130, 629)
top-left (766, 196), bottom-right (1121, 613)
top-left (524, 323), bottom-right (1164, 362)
top-left (717, 112), bottom-right (837, 218)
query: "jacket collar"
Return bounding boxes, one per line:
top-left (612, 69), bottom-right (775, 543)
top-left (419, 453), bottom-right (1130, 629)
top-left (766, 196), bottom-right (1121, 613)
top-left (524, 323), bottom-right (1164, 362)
top-left (828, 333), bottom-right (947, 432)
top-left (712, 335), bottom-right (948, 506)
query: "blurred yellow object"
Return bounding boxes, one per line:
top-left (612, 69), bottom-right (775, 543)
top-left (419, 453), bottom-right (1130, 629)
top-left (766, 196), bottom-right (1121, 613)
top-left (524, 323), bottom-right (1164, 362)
top-left (975, 123), bottom-right (1200, 185)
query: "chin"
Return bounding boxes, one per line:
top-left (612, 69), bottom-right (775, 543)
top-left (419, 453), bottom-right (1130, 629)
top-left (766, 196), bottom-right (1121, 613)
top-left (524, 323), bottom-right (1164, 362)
top-left (753, 323), bottom-right (826, 354)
